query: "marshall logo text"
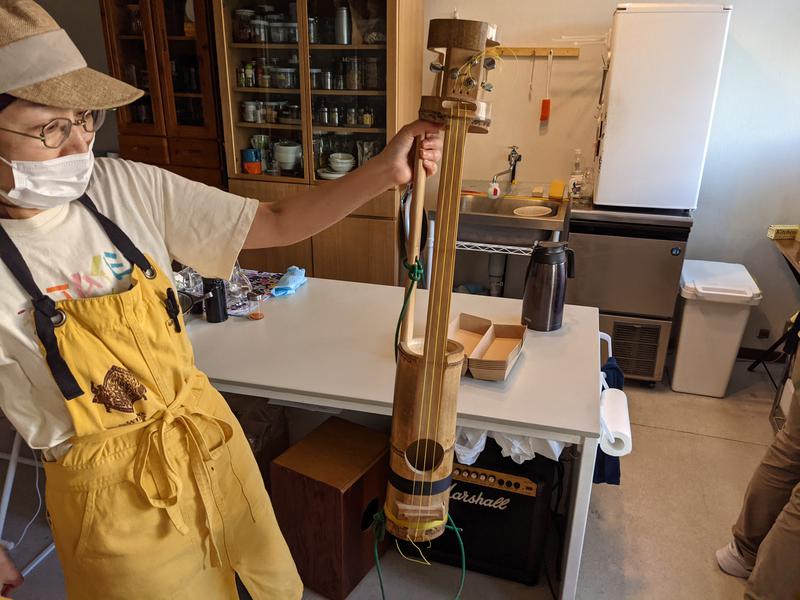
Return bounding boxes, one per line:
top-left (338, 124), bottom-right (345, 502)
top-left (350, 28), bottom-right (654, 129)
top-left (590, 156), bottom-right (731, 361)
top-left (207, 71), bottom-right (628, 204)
top-left (449, 483), bottom-right (511, 510)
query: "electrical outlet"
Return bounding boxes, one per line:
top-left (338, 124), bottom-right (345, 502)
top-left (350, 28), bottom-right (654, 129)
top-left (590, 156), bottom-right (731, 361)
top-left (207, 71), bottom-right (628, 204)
top-left (757, 329), bottom-right (771, 339)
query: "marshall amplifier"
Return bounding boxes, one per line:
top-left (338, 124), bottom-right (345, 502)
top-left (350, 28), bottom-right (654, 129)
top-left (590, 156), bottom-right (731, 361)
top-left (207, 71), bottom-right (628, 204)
top-left (425, 438), bottom-right (557, 585)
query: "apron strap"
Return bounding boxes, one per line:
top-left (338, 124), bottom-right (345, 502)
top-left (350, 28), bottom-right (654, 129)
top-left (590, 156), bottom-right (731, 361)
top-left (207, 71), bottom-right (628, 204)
top-left (0, 224), bottom-right (84, 399)
top-left (77, 195), bottom-right (154, 277)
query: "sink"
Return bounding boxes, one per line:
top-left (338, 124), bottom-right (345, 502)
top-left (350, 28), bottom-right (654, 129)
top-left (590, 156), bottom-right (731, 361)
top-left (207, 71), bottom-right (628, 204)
top-left (429, 193), bottom-right (568, 247)
top-left (459, 195), bottom-right (561, 220)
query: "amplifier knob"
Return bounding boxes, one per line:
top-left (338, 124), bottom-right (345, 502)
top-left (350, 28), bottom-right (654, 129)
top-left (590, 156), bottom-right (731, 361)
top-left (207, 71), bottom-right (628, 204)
top-left (479, 474), bottom-right (486, 481)
top-left (470, 472), bottom-right (478, 479)
top-left (488, 476), bottom-right (496, 483)
top-left (453, 468), bottom-right (460, 476)
top-left (514, 482), bottom-right (520, 489)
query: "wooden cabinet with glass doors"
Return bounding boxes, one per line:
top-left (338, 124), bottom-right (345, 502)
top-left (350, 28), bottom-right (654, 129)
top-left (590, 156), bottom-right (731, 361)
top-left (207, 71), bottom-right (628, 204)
top-left (212, 0), bottom-right (423, 284)
top-left (100, 0), bottom-right (225, 187)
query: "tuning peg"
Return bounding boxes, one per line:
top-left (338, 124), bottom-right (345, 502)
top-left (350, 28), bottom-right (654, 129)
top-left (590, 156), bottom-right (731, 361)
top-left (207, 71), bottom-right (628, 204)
top-left (429, 62), bottom-right (445, 73)
top-left (464, 77), bottom-right (477, 89)
top-left (448, 68), bottom-right (461, 80)
top-left (481, 81), bottom-right (494, 92)
top-left (483, 57), bottom-right (497, 70)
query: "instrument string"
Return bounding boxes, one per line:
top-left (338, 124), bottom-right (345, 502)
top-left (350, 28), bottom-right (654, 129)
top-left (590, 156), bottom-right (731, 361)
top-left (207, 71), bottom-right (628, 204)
top-left (416, 103), bottom-right (457, 528)
top-left (431, 104), bottom-right (466, 504)
top-left (419, 103), bottom-right (463, 529)
top-left (412, 104), bottom-right (457, 535)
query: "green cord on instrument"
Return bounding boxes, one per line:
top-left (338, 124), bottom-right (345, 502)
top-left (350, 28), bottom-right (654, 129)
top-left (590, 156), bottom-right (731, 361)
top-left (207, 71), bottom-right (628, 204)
top-left (394, 258), bottom-right (424, 360)
top-left (372, 510), bottom-right (466, 600)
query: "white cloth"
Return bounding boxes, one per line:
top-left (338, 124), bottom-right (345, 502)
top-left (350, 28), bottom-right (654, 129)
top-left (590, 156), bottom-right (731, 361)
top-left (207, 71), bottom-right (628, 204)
top-left (454, 426), bottom-right (566, 465)
top-left (0, 158), bottom-right (259, 453)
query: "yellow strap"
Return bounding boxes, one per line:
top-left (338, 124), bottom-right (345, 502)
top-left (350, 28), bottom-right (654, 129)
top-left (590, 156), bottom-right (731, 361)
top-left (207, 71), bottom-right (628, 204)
top-left (383, 502), bottom-right (447, 532)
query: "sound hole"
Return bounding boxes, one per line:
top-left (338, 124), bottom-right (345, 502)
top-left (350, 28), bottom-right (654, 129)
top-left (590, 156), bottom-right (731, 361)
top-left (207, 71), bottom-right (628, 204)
top-left (361, 497), bottom-right (380, 531)
top-left (405, 439), bottom-right (445, 472)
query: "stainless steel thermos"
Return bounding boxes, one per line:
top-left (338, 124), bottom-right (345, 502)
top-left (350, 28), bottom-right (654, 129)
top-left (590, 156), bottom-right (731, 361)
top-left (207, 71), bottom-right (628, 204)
top-left (521, 241), bottom-right (575, 332)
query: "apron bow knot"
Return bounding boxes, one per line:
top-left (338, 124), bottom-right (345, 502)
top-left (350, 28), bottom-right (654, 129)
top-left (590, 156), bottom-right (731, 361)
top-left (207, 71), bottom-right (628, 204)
top-left (133, 403), bottom-right (234, 568)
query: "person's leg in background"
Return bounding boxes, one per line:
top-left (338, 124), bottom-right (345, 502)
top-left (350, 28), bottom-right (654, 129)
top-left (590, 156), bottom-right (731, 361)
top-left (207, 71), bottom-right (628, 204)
top-left (717, 358), bottom-right (800, 598)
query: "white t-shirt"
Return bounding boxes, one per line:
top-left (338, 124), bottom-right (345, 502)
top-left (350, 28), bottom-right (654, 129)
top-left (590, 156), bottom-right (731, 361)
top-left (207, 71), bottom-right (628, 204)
top-left (0, 158), bottom-right (259, 453)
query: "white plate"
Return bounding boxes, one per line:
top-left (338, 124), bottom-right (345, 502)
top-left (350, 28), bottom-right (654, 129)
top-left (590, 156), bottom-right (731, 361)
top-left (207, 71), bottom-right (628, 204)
top-left (513, 206), bottom-right (552, 217)
top-left (317, 168), bottom-right (348, 180)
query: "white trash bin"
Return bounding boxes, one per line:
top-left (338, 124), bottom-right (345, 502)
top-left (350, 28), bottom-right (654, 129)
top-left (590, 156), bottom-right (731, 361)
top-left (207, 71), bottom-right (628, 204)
top-left (671, 260), bottom-right (762, 397)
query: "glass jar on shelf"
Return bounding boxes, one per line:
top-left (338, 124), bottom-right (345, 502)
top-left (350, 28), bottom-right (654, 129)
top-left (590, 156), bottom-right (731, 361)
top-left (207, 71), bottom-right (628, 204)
top-left (334, 132), bottom-right (356, 156)
top-left (271, 67), bottom-right (296, 89)
top-left (309, 68), bottom-right (322, 89)
top-left (344, 57), bottom-right (362, 90)
top-left (317, 99), bottom-right (329, 125)
top-left (270, 22), bottom-right (289, 43)
top-left (286, 23), bottom-right (299, 43)
top-left (307, 17), bottom-right (319, 44)
top-left (127, 5), bottom-right (143, 35)
top-left (234, 9), bottom-right (255, 42)
top-left (365, 57), bottom-right (381, 89)
top-left (243, 61), bottom-right (255, 87)
top-left (251, 19), bottom-right (268, 43)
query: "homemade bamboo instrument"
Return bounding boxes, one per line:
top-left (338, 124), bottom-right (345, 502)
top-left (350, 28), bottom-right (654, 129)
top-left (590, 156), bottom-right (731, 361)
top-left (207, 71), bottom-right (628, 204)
top-left (386, 17), bottom-right (496, 543)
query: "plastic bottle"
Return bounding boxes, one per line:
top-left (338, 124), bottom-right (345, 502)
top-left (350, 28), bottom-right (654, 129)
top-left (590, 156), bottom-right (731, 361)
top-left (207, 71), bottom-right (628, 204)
top-left (568, 149), bottom-right (586, 202)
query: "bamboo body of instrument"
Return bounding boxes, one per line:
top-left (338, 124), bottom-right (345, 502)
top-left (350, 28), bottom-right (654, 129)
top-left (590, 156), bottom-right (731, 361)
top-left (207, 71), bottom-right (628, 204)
top-left (386, 17), bottom-right (494, 542)
top-left (399, 138), bottom-right (428, 345)
top-left (386, 339), bottom-right (463, 540)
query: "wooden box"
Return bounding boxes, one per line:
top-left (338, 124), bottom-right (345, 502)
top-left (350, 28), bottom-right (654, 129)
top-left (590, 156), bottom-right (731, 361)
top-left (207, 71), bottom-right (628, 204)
top-left (270, 418), bottom-right (389, 600)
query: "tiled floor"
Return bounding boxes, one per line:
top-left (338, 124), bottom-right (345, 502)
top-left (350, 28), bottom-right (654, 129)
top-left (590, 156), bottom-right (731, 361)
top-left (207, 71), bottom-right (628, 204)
top-left (2, 361), bottom-right (776, 599)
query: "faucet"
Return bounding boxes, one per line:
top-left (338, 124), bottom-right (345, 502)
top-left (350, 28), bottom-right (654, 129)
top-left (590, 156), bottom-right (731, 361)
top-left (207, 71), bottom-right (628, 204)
top-left (488, 146), bottom-right (522, 198)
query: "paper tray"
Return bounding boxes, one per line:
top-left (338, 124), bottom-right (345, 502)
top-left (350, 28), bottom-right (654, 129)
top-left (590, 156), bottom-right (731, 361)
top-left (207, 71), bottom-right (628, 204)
top-left (468, 324), bottom-right (526, 381)
top-left (448, 313), bottom-right (493, 375)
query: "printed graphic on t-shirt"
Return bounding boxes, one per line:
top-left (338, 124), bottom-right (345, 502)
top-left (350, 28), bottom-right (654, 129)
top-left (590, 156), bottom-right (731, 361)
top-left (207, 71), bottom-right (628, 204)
top-left (43, 251), bottom-right (131, 300)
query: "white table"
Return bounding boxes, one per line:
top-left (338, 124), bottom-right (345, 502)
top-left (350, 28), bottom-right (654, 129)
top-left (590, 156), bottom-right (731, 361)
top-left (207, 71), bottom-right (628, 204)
top-left (188, 278), bottom-right (600, 600)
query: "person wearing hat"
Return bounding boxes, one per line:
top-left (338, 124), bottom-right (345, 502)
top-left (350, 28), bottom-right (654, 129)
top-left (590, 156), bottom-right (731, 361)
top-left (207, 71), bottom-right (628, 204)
top-left (0, 1), bottom-right (442, 598)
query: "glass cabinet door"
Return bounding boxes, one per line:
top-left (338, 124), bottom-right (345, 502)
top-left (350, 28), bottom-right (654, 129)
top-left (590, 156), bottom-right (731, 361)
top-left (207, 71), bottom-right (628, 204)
top-left (101, 0), bottom-right (166, 136)
top-left (224, 0), bottom-right (307, 180)
top-left (153, 0), bottom-right (218, 138)
top-left (306, 0), bottom-right (387, 183)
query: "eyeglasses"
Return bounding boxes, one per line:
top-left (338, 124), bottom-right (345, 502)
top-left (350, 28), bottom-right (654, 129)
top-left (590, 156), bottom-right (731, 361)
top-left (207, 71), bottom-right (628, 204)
top-left (0, 109), bottom-right (107, 149)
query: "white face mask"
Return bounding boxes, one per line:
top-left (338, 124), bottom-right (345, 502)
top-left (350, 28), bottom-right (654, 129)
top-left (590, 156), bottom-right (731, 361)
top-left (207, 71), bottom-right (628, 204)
top-left (0, 139), bottom-right (95, 210)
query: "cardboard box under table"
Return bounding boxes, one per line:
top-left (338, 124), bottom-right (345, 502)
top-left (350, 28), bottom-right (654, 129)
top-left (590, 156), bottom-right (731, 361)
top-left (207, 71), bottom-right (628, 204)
top-left (270, 417), bottom-right (389, 600)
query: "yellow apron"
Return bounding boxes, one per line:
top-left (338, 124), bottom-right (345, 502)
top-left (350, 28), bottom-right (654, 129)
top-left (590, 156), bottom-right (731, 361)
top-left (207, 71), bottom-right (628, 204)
top-left (0, 196), bottom-right (302, 600)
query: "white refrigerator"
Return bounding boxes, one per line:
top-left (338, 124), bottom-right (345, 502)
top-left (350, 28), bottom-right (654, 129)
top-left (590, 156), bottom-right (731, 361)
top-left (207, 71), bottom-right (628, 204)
top-left (594, 3), bottom-right (732, 210)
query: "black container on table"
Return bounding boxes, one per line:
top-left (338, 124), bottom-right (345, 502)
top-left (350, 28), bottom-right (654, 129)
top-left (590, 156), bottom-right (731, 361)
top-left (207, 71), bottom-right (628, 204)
top-left (202, 277), bottom-right (228, 323)
top-left (521, 241), bottom-right (575, 332)
top-left (422, 438), bottom-right (558, 585)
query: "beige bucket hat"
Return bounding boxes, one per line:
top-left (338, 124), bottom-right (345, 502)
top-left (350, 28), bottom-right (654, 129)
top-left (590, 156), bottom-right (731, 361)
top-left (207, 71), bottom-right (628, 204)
top-left (0, 0), bottom-right (143, 109)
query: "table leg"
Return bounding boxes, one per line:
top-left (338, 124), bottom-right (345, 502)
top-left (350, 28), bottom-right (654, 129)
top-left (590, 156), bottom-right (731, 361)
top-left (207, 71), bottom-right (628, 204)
top-left (560, 436), bottom-right (598, 600)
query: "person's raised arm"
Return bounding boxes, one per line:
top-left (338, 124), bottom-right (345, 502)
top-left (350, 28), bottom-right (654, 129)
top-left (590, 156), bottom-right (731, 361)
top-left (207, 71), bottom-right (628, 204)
top-left (243, 120), bottom-right (442, 249)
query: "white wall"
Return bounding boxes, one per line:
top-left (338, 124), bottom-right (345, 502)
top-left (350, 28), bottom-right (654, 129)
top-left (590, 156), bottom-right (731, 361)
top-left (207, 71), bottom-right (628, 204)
top-left (424, 0), bottom-right (800, 348)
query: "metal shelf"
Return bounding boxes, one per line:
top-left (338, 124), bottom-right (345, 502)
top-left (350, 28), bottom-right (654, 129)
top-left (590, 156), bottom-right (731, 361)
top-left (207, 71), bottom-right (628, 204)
top-left (455, 241), bottom-right (533, 256)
